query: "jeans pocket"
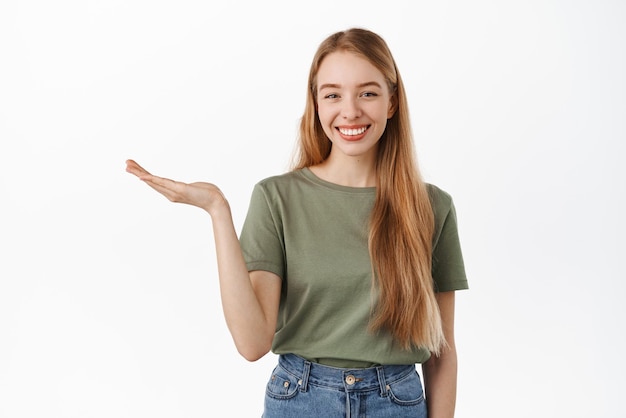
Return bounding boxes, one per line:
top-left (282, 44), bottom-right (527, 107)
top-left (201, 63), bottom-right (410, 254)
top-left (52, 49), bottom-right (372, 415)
top-left (265, 365), bottom-right (301, 400)
top-left (386, 370), bottom-right (425, 406)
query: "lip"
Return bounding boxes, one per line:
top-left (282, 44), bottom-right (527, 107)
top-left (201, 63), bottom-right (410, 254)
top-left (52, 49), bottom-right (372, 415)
top-left (336, 125), bottom-right (370, 141)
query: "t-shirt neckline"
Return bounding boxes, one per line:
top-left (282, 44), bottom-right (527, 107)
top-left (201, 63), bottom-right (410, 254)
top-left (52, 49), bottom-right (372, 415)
top-left (300, 167), bottom-right (377, 194)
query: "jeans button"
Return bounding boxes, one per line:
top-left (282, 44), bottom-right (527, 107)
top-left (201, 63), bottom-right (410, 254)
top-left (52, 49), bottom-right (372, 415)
top-left (345, 375), bottom-right (356, 385)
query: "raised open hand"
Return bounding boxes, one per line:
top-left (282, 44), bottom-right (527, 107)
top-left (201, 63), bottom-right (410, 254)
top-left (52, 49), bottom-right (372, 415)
top-left (125, 159), bottom-right (229, 214)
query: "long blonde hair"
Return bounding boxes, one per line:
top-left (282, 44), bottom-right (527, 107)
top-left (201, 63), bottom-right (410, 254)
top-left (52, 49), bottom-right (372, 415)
top-left (292, 28), bottom-right (445, 354)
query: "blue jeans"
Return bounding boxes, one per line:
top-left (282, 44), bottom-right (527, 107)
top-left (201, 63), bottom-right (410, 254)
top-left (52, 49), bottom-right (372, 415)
top-left (262, 353), bottom-right (427, 418)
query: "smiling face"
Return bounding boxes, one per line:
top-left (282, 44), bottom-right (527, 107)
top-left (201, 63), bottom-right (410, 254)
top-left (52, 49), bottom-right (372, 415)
top-left (316, 51), bottom-right (396, 163)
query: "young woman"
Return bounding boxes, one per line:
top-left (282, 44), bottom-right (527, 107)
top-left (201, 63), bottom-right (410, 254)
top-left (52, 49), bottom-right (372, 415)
top-left (126, 28), bottom-right (468, 418)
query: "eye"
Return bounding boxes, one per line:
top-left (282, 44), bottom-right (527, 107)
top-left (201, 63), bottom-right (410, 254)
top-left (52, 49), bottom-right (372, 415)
top-left (361, 91), bottom-right (378, 98)
top-left (324, 93), bottom-right (339, 99)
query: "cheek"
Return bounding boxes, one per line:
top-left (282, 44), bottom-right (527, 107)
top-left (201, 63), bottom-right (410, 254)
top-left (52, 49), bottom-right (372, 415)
top-left (316, 110), bottom-right (336, 139)
top-left (375, 102), bottom-right (392, 120)
top-left (317, 107), bottom-right (335, 128)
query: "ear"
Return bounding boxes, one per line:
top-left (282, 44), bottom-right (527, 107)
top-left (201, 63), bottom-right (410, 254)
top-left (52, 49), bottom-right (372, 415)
top-left (387, 93), bottom-right (397, 119)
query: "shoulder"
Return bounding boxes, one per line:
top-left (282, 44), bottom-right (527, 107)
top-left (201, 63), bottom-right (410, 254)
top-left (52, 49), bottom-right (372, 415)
top-left (425, 183), bottom-right (454, 215)
top-left (252, 170), bottom-right (308, 196)
top-left (255, 170), bottom-right (303, 188)
top-left (250, 170), bottom-right (320, 205)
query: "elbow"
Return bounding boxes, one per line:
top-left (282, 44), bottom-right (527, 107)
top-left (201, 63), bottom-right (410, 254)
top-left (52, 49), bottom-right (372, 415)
top-left (240, 351), bottom-right (266, 362)
top-left (237, 344), bottom-right (271, 362)
top-left (234, 336), bottom-right (273, 362)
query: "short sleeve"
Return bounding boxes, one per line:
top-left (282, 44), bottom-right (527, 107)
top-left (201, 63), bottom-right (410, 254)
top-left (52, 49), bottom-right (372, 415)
top-left (239, 182), bottom-right (286, 279)
top-left (430, 188), bottom-right (469, 292)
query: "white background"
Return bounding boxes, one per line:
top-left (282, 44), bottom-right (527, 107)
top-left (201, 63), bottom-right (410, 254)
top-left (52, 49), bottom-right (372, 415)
top-left (1, 0), bottom-right (624, 417)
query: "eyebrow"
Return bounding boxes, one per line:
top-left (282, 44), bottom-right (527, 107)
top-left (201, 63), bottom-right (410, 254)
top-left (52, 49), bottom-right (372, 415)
top-left (318, 81), bottom-right (383, 91)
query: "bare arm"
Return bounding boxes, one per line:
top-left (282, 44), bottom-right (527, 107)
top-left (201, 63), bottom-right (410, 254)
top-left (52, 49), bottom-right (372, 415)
top-left (422, 291), bottom-right (458, 418)
top-left (125, 159), bottom-right (280, 361)
top-left (210, 204), bottom-right (281, 360)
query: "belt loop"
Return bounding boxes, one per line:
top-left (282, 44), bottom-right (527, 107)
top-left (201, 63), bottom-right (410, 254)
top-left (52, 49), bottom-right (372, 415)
top-left (300, 360), bottom-right (311, 392)
top-left (376, 366), bottom-right (388, 397)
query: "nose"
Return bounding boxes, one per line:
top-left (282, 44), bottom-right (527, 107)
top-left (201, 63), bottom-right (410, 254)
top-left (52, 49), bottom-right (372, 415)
top-left (342, 97), bottom-right (362, 120)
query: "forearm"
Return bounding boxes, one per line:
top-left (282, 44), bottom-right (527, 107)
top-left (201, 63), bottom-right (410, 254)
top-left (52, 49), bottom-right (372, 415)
top-left (422, 345), bottom-right (458, 418)
top-left (125, 160), bottom-right (275, 359)
top-left (209, 202), bottom-right (275, 360)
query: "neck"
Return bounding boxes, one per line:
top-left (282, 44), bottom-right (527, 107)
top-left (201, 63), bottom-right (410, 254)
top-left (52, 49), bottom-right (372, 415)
top-left (310, 152), bottom-right (377, 187)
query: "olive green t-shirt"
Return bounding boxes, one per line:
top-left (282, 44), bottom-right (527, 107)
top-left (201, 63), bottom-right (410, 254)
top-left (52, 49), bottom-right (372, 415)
top-left (239, 168), bottom-right (468, 368)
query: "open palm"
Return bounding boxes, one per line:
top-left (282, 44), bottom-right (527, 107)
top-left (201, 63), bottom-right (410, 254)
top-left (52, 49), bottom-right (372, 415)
top-left (125, 159), bottom-right (227, 213)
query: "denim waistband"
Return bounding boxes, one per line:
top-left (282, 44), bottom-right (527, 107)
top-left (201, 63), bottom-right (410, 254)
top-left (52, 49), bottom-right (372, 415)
top-left (278, 353), bottom-right (416, 395)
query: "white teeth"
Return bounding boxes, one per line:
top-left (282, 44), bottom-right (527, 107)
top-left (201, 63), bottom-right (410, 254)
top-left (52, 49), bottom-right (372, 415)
top-left (339, 126), bottom-right (367, 136)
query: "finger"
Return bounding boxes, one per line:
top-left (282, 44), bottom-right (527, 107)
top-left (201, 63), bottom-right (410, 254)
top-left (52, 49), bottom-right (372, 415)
top-left (142, 181), bottom-right (177, 201)
top-left (146, 175), bottom-right (180, 190)
top-left (140, 178), bottom-right (178, 201)
top-left (141, 176), bottom-right (186, 202)
top-left (125, 159), bottom-right (152, 177)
